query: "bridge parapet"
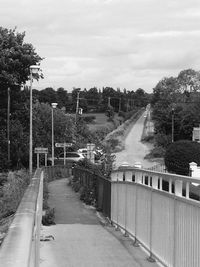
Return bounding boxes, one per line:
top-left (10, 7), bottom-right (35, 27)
top-left (111, 167), bottom-right (200, 267)
top-left (0, 169), bottom-right (44, 267)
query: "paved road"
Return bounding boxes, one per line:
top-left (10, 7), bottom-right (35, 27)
top-left (40, 178), bottom-right (159, 267)
top-left (114, 110), bottom-right (155, 169)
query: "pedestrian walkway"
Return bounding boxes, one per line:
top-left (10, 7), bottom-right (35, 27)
top-left (40, 178), bottom-right (159, 267)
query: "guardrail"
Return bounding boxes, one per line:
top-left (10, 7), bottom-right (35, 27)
top-left (111, 167), bottom-right (200, 267)
top-left (0, 168), bottom-right (44, 267)
top-left (73, 166), bottom-right (111, 218)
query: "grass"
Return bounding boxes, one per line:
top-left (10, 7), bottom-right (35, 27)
top-left (82, 113), bottom-right (122, 131)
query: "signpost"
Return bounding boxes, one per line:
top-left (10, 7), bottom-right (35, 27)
top-left (55, 143), bottom-right (73, 165)
top-left (34, 147), bottom-right (48, 168)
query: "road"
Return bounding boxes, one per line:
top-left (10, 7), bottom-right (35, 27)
top-left (114, 110), bottom-right (155, 169)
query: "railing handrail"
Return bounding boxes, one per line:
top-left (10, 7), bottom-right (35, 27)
top-left (113, 166), bottom-right (200, 184)
top-left (0, 168), bottom-right (44, 267)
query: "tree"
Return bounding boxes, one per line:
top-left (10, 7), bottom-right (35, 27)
top-left (164, 140), bottom-right (200, 175)
top-left (0, 26), bottom-right (43, 170)
top-left (56, 87), bottom-right (68, 109)
top-left (177, 69), bottom-right (200, 93)
top-left (0, 27), bottom-right (42, 86)
top-left (38, 87), bottom-right (57, 105)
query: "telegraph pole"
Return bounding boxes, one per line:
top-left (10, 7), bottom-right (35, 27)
top-left (172, 108), bottom-right (174, 143)
top-left (7, 87), bottom-right (10, 167)
top-left (75, 89), bottom-right (80, 124)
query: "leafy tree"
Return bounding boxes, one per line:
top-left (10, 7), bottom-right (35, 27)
top-left (177, 69), bottom-right (200, 93)
top-left (0, 27), bottom-right (42, 86)
top-left (38, 87), bottom-right (57, 105)
top-left (164, 140), bottom-right (200, 175)
top-left (0, 26), bottom-right (43, 170)
top-left (56, 87), bottom-right (68, 109)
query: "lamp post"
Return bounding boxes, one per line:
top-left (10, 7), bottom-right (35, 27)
top-left (51, 102), bottom-right (58, 166)
top-left (75, 89), bottom-right (80, 124)
top-left (29, 65), bottom-right (40, 176)
top-left (7, 87), bottom-right (10, 167)
top-left (172, 108), bottom-right (174, 143)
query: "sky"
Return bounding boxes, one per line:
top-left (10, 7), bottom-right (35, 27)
top-left (1, 0), bottom-right (200, 93)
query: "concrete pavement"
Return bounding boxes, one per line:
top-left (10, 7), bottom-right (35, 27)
top-left (40, 178), bottom-right (159, 267)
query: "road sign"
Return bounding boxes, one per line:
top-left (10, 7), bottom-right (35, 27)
top-left (55, 143), bottom-right (73, 148)
top-left (34, 147), bottom-right (48, 154)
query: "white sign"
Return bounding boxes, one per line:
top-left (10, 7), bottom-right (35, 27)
top-left (34, 147), bottom-right (48, 154)
top-left (55, 143), bottom-right (73, 148)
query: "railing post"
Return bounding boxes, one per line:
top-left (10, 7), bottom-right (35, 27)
top-left (175, 180), bottom-right (183, 197)
top-left (125, 171), bottom-right (132, 182)
top-left (169, 178), bottom-right (172, 194)
top-left (115, 177), bottom-right (119, 231)
top-left (186, 182), bottom-right (190, 199)
top-left (152, 175), bottom-right (158, 189)
top-left (124, 183), bottom-right (128, 237)
top-left (133, 182), bottom-right (139, 247)
top-left (147, 188), bottom-right (155, 263)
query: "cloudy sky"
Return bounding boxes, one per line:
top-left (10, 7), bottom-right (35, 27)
top-left (1, 0), bottom-right (200, 92)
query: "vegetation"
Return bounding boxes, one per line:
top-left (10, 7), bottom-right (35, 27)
top-left (0, 170), bottom-right (30, 219)
top-left (164, 140), bottom-right (200, 176)
top-left (149, 68), bottom-right (200, 170)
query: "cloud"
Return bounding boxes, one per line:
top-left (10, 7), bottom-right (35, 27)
top-left (1, 0), bottom-right (200, 92)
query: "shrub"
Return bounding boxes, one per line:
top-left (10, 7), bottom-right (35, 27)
top-left (164, 140), bottom-right (200, 175)
top-left (83, 115), bottom-right (96, 123)
top-left (42, 208), bottom-right (55, 225)
top-left (0, 170), bottom-right (30, 219)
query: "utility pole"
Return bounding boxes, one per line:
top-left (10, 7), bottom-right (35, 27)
top-left (108, 97), bottom-right (111, 107)
top-left (7, 87), bottom-right (10, 167)
top-left (75, 89), bottom-right (80, 124)
top-left (172, 108), bottom-right (174, 143)
top-left (118, 98), bottom-right (121, 113)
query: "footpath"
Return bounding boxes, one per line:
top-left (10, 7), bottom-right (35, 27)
top-left (39, 178), bottom-right (159, 267)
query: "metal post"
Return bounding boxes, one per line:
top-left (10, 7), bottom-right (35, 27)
top-left (64, 145), bottom-right (66, 166)
top-left (118, 98), bottom-right (121, 113)
top-left (147, 188), bottom-right (155, 262)
top-left (29, 72), bottom-right (33, 176)
top-left (172, 108), bottom-right (174, 143)
top-left (52, 107), bottom-right (54, 166)
top-left (75, 90), bottom-right (80, 124)
top-left (37, 153), bottom-right (39, 168)
top-left (108, 97), bottom-right (111, 107)
top-left (7, 87), bottom-right (10, 167)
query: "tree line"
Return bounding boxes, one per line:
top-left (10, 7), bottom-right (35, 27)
top-left (0, 26), bottom-right (150, 171)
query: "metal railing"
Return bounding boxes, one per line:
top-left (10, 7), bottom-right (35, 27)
top-left (0, 168), bottom-right (44, 267)
top-left (73, 166), bottom-right (111, 218)
top-left (110, 167), bottom-right (200, 267)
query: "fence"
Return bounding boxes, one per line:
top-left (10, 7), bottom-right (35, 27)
top-left (43, 164), bottom-right (73, 182)
top-left (73, 166), bottom-right (111, 218)
top-left (0, 168), bottom-right (44, 267)
top-left (110, 167), bottom-right (200, 267)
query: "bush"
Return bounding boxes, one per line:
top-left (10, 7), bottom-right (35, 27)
top-left (42, 208), bottom-right (55, 225)
top-left (0, 170), bottom-right (30, 219)
top-left (164, 140), bottom-right (200, 175)
top-left (83, 115), bottom-right (96, 123)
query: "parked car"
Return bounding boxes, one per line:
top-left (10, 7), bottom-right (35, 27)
top-left (77, 148), bottom-right (87, 157)
top-left (47, 152), bottom-right (85, 165)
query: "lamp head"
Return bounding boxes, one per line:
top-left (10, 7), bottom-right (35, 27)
top-left (51, 103), bottom-right (58, 109)
top-left (30, 65), bottom-right (40, 74)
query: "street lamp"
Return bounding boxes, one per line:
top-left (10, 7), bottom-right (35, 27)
top-left (172, 108), bottom-right (175, 143)
top-left (29, 65), bottom-right (40, 175)
top-left (51, 102), bottom-right (58, 166)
